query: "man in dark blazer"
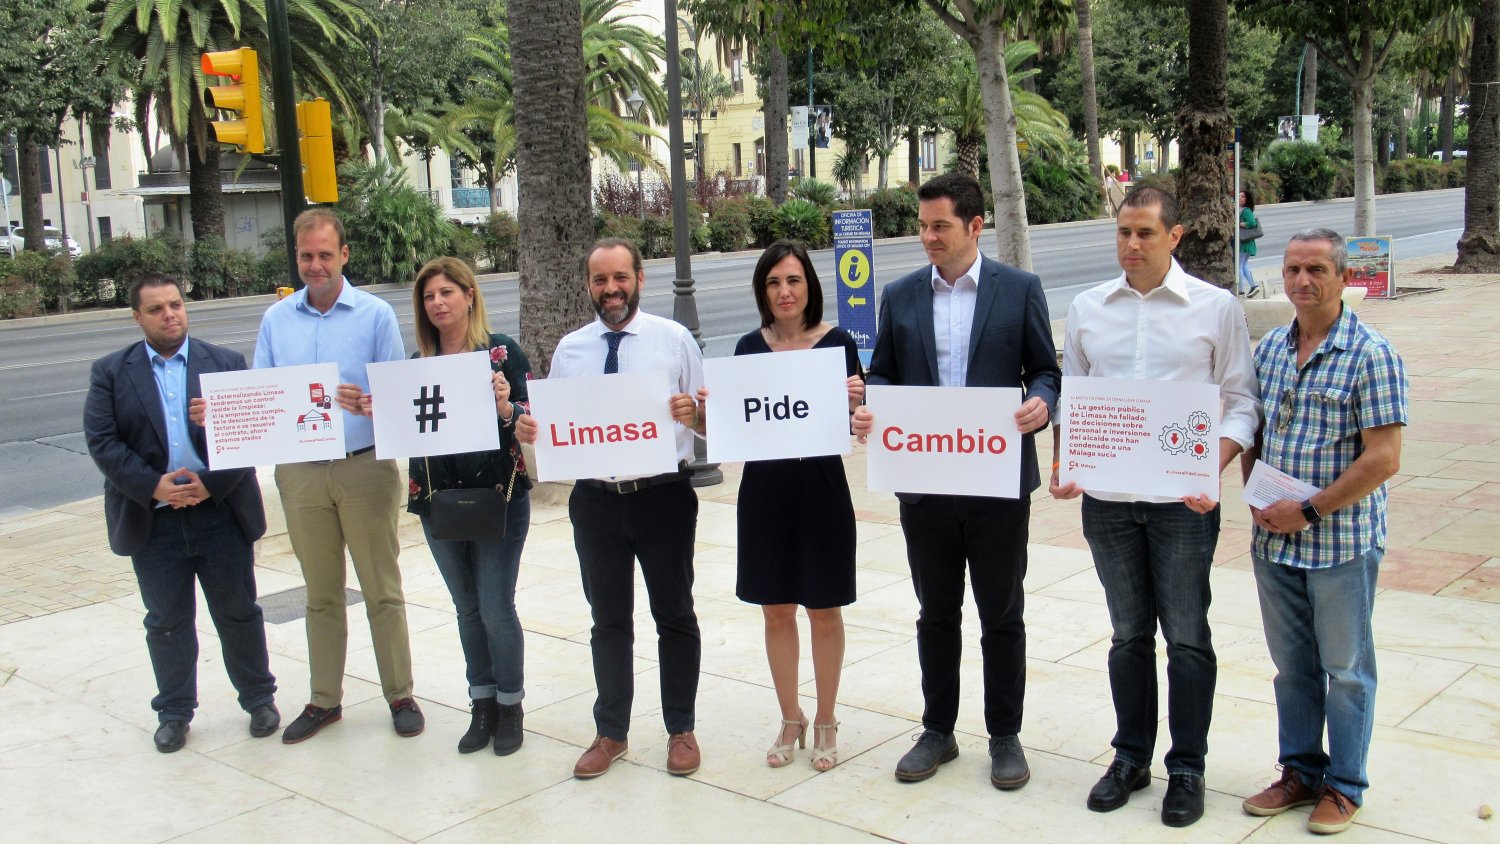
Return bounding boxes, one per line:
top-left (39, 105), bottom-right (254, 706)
top-left (84, 274), bottom-right (278, 753)
top-left (853, 172), bottom-right (1060, 790)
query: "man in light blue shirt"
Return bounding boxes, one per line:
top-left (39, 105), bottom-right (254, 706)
top-left (252, 207), bottom-right (420, 743)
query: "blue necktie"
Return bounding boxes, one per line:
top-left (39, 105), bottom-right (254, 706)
top-left (603, 331), bottom-right (627, 374)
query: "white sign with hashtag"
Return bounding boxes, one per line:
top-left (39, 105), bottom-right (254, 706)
top-left (368, 351), bottom-right (501, 460)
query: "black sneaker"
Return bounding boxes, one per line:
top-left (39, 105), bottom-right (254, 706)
top-left (282, 704), bottom-right (342, 744)
top-left (391, 697), bottom-right (424, 737)
top-left (458, 699), bottom-right (497, 754)
top-left (493, 702), bottom-right (524, 756)
top-left (894, 729), bottom-right (959, 782)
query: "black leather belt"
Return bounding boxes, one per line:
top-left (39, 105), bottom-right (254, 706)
top-left (578, 466), bottom-right (690, 494)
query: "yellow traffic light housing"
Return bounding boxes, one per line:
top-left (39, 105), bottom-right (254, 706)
top-left (201, 48), bottom-right (265, 154)
top-left (296, 99), bottom-right (338, 204)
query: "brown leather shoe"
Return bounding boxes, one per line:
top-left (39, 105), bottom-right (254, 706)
top-left (1243, 767), bottom-right (1319, 816)
top-left (1307, 785), bottom-right (1360, 834)
top-left (573, 736), bottom-right (628, 779)
top-left (666, 731), bottom-right (700, 776)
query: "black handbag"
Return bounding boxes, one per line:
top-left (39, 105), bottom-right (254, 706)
top-left (1241, 223), bottom-right (1264, 241)
top-left (426, 454), bottom-right (521, 543)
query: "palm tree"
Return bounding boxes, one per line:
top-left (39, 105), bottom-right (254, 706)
top-left (101, 0), bottom-right (363, 242)
top-left (938, 43), bottom-right (1072, 181)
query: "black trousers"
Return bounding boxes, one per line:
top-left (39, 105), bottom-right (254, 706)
top-left (899, 494), bottom-right (1029, 737)
top-left (569, 478), bottom-right (700, 739)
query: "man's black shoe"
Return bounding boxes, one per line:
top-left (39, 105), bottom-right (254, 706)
top-left (282, 704), bottom-right (342, 744)
top-left (249, 703), bottom-right (281, 738)
top-left (391, 697), bottom-right (424, 737)
top-left (493, 702), bottom-right (524, 756)
top-left (1162, 773), bottom-right (1206, 827)
top-left (988, 735), bottom-right (1030, 790)
top-left (154, 720), bottom-right (189, 753)
top-left (895, 730), bottom-right (958, 783)
top-left (1087, 759), bottom-right (1152, 811)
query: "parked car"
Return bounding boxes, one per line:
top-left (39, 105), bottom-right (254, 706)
top-left (0, 225), bottom-right (14, 257)
top-left (1430, 150), bottom-right (1468, 160)
top-left (6, 226), bottom-right (82, 258)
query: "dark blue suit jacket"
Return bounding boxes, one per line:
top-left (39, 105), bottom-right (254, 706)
top-left (84, 337), bottom-right (266, 556)
top-left (866, 255), bottom-right (1062, 500)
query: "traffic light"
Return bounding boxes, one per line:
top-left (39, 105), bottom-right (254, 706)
top-left (683, 141), bottom-right (697, 160)
top-left (296, 99), bottom-right (338, 204)
top-left (201, 48), bottom-right (265, 154)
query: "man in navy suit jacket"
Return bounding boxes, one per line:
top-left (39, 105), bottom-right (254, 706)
top-left (853, 173), bottom-right (1060, 790)
top-left (84, 275), bottom-right (278, 753)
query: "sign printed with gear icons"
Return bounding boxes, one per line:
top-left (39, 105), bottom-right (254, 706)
top-left (1059, 376), bottom-right (1222, 499)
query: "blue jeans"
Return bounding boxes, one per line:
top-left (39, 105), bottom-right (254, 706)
top-left (131, 503), bottom-right (276, 723)
top-left (1239, 253), bottom-right (1256, 293)
top-left (1082, 496), bottom-right (1219, 776)
top-left (1253, 546), bottom-right (1381, 805)
top-left (421, 489), bottom-right (530, 704)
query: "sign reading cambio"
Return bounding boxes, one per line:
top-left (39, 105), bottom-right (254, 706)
top-left (704, 346), bottom-right (850, 463)
top-left (367, 351), bottom-right (500, 460)
top-left (526, 369), bottom-right (679, 482)
top-left (865, 385), bottom-right (1023, 498)
top-left (1059, 376), bottom-right (1221, 499)
top-left (202, 362), bottom-right (346, 470)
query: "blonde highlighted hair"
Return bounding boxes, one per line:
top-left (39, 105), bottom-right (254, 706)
top-left (412, 257), bottom-right (491, 357)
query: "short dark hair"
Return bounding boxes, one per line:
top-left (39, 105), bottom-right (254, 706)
top-left (587, 237), bottom-right (643, 276)
top-left (1120, 185), bottom-right (1179, 228)
top-left (751, 239), bottom-right (823, 330)
top-left (129, 274), bottom-right (184, 310)
top-left (1288, 227), bottom-right (1348, 276)
top-left (293, 206), bottom-right (346, 248)
top-left (917, 172), bottom-right (986, 225)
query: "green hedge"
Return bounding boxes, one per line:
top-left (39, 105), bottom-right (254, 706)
top-left (1260, 141), bottom-right (1335, 202)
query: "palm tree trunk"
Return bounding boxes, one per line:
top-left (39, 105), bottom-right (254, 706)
top-left (187, 102), bottom-right (225, 243)
top-left (1077, 0), bottom-right (1105, 215)
top-left (763, 37), bottom-right (789, 204)
top-left (1457, 0), bottom-right (1500, 271)
top-left (510, 0), bottom-right (595, 374)
top-left (1174, 0), bottom-right (1234, 289)
top-left (957, 136), bottom-right (981, 180)
top-left (1439, 75), bottom-right (1456, 162)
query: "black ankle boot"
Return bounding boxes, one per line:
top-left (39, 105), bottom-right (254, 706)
top-left (493, 702), bottom-right (524, 756)
top-left (458, 699), bottom-right (498, 754)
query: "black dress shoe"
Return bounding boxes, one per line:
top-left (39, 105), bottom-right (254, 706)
top-left (282, 704), bottom-right (342, 744)
top-left (154, 720), bottom-right (189, 753)
top-left (1087, 759), bottom-right (1152, 811)
top-left (249, 703), bottom-right (281, 738)
top-left (895, 730), bottom-right (959, 783)
top-left (1162, 773), bottom-right (1206, 827)
top-left (988, 735), bottom-right (1030, 790)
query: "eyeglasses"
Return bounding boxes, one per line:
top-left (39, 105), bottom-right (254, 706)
top-left (1275, 386), bottom-right (1296, 433)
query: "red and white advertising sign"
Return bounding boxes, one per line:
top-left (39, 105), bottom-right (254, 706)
top-left (526, 369), bottom-right (679, 482)
top-left (865, 385), bottom-right (1024, 498)
top-left (202, 362), bottom-right (346, 470)
top-left (1059, 376), bottom-right (1221, 499)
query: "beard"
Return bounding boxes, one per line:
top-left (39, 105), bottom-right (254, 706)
top-left (593, 284), bottom-right (641, 327)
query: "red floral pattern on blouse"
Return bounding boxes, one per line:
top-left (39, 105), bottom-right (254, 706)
top-left (490, 345), bottom-right (508, 364)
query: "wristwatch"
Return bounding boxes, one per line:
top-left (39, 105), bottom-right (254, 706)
top-left (1300, 499), bottom-right (1323, 526)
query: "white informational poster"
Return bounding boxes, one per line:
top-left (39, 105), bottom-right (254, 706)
top-left (1059, 376), bottom-right (1222, 499)
top-left (367, 351), bottom-right (500, 460)
top-left (527, 370), bottom-right (679, 482)
top-left (202, 362), bottom-right (346, 470)
top-left (1242, 459), bottom-right (1322, 509)
top-left (865, 384), bottom-right (1024, 498)
top-left (790, 106), bottom-right (809, 150)
top-left (704, 346), bottom-right (850, 463)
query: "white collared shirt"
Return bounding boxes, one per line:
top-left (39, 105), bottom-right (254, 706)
top-left (549, 309), bottom-right (705, 475)
top-left (1063, 258), bottom-right (1261, 503)
top-left (931, 252), bottom-right (984, 387)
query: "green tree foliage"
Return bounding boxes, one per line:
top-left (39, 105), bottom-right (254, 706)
top-left (867, 186), bottom-right (921, 237)
top-left (1022, 143), bottom-right (1101, 224)
top-left (772, 199), bottom-right (832, 248)
top-left (335, 159), bottom-right (457, 285)
top-left (1260, 139), bottom-right (1336, 200)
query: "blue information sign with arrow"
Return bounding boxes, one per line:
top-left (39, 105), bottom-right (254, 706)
top-left (832, 209), bottom-right (876, 366)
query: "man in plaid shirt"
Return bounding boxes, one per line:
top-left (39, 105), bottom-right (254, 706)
top-left (1240, 228), bottom-right (1407, 835)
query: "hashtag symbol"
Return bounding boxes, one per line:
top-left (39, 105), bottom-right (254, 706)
top-left (413, 385), bottom-right (447, 433)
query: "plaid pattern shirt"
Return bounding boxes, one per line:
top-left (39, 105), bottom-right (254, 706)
top-left (1252, 306), bottom-right (1407, 569)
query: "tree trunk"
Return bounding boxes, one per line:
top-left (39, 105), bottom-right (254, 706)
top-left (1440, 75), bottom-right (1456, 162)
top-left (1077, 0), bottom-right (1105, 215)
top-left (956, 136), bottom-right (982, 181)
top-left (877, 149), bottom-right (889, 191)
top-left (763, 37), bottom-right (790, 203)
top-left (1456, 0), bottom-right (1500, 271)
top-left (1396, 106), bottom-right (1409, 159)
top-left (908, 124), bottom-right (920, 185)
top-left (1158, 139), bottom-right (1171, 173)
top-left (17, 137), bottom-right (45, 253)
top-left (1300, 42), bottom-right (1318, 115)
top-left (511, 0), bottom-right (595, 374)
top-left (1352, 75), bottom-right (1377, 235)
top-left (973, 29), bottom-right (1031, 268)
top-left (1377, 130), bottom-right (1391, 167)
top-left (1122, 131), bottom-right (1136, 175)
top-left (1175, 0), bottom-right (1234, 289)
top-left (186, 100), bottom-right (225, 243)
top-left (366, 38), bottom-right (386, 162)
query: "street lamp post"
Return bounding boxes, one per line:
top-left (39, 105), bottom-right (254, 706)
top-left (626, 88), bottom-right (646, 224)
top-left (664, 0), bottom-right (721, 487)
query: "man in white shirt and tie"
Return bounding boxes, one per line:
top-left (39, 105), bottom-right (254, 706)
top-left (516, 238), bottom-right (705, 781)
top-left (1051, 186), bottom-right (1260, 827)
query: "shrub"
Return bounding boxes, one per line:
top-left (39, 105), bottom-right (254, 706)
top-left (74, 229), bottom-right (188, 308)
top-left (253, 227), bottom-right (290, 293)
top-left (1260, 140), bottom-right (1335, 201)
top-left (1021, 154), bottom-right (1098, 225)
top-left (867, 186), bottom-right (920, 238)
top-left (744, 195), bottom-right (778, 248)
top-left (791, 178), bottom-right (839, 209)
top-left (1445, 158), bottom-right (1466, 188)
top-left (1331, 164), bottom-right (1355, 198)
top-left (707, 197), bottom-right (753, 252)
top-left (0, 251), bottom-right (47, 317)
top-left (1130, 172), bottom-right (1177, 196)
top-left (447, 224), bottom-right (482, 271)
top-left (479, 212), bottom-right (520, 272)
top-left (772, 199), bottom-right (831, 248)
top-left (337, 159), bottom-right (457, 285)
top-left (1243, 170), bottom-right (1281, 207)
top-left (188, 236), bottom-right (256, 299)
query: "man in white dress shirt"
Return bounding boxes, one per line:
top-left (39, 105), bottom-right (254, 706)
top-left (1051, 186), bottom-right (1260, 827)
top-left (516, 238), bottom-right (705, 780)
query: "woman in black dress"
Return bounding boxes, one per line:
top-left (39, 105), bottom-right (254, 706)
top-left (712, 239), bottom-right (863, 771)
